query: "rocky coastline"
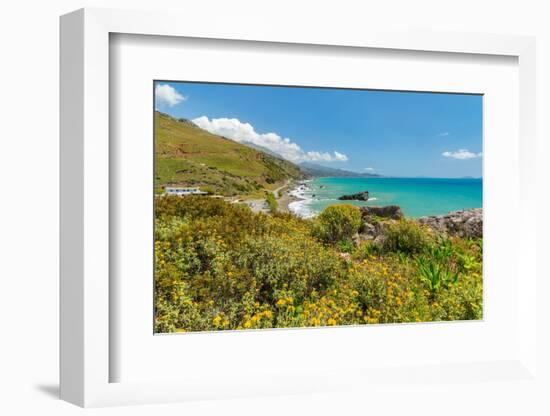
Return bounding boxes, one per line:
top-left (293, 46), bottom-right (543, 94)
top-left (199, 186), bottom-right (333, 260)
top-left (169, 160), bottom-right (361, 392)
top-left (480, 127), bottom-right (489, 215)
top-left (354, 206), bottom-right (482, 244)
top-left (417, 208), bottom-right (482, 239)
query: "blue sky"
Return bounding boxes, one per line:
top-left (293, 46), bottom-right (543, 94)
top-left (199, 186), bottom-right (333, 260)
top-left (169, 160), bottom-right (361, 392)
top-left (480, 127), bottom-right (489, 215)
top-left (155, 81), bottom-right (483, 178)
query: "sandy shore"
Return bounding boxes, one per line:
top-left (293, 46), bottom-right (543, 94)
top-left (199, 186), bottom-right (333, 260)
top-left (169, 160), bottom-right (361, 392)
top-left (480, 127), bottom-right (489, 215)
top-left (277, 192), bottom-right (303, 213)
top-left (276, 180), bottom-right (306, 214)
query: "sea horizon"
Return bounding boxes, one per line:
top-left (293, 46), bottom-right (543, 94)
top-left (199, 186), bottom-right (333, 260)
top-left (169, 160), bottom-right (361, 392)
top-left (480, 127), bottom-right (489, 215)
top-left (289, 176), bottom-right (483, 219)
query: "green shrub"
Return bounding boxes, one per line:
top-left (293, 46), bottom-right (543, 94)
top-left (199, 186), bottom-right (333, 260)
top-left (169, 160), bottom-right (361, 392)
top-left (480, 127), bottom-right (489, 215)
top-left (314, 204), bottom-right (362, 245)
top-left (337, 239), bottom-right (355, 253)
top-left (379, 219), bottom-right (433, 255)
top-left (238, 234), bottom-right (343, 304)
top-left (265, 192), bottom-right (278, 213)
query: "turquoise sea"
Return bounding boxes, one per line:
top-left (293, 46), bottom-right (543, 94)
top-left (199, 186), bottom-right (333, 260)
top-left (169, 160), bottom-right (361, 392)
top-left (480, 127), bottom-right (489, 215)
top-left (288, 177), bottom-right (482, 218)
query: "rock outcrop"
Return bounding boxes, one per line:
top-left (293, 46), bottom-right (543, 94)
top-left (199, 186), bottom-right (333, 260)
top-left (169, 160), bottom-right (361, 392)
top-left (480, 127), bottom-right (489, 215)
top-left (353, 206), bottom-right (482, 243)
top-left (353, 205), bottom-right (404, 243)
top-left (417, 208), bottom-right (482, 239)
top-left (338, 191), bottom-right (369, 201)
top-left (360, 205), bottom-right (404, 221)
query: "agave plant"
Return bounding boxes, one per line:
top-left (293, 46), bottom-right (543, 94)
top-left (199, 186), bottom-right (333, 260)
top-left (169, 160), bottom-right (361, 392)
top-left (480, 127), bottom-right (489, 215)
top-left (427, 236), bottom-right (455, 262)
top-left (415, 256), bottom-right (459, 295)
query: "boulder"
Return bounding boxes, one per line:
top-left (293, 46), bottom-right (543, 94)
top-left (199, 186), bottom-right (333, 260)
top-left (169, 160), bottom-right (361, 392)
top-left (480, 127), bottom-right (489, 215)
top-left (417, 208), bottom-right (482, 238)
top-left (361, 222), bottom-right (377, 237)
top-left (338, 191), bottom-right (369, 201)
top-left (356, 217), bottom-right (400, 243)
top-left (353, 206), bottom-right (404, 242)
top-left (360, 205), bottom-right (404, 221)
top-left (354, 223), bottom-right (377, 243)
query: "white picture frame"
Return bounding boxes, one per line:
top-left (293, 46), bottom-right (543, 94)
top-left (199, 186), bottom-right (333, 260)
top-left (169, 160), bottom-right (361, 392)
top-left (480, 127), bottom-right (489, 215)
top-left (60, 7), bottom-right (538, 408)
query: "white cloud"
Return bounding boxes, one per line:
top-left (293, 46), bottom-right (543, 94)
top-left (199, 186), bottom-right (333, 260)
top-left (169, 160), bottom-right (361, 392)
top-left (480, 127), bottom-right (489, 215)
top-left (155, 84), bottom-right (186, 107)
top-left (437, 132), bottom-right (450, 137)
top-left (364, 167), bottom-right (375, 172)
top-left (442, 149), bottom-right (482, 160)
top-left (333, 151), bottom-right (348, 161)
top-left (192, 116), bottom-right (348, 163)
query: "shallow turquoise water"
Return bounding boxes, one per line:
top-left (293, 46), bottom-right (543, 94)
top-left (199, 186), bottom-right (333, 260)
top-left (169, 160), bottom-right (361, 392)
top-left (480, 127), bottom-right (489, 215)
top-left (290, 177), bottom-right (482, 218)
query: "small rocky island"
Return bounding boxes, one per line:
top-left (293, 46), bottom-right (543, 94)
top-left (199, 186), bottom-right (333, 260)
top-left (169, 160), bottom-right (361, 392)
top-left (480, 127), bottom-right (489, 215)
top-left (338, 190), bottom-right (369, 201)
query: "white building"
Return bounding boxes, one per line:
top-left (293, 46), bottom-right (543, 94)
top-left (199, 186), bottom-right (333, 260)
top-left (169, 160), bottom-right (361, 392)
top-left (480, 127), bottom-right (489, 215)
top-left (164, 187), bottom-right (208, 196)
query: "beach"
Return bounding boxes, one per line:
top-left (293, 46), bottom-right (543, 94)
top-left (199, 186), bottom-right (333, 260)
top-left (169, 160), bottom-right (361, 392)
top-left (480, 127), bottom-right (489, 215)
top-left (277, 181), bottom-right (307, 213)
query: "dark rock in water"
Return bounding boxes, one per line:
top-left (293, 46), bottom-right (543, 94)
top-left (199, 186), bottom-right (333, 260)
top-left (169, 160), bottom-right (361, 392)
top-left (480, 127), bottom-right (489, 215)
top-left (417, 208), bottom-right (482, 238)
top-left (339, 191), bottom-right (369, 201)
top-left (360, 205), bottom-right (404, 220)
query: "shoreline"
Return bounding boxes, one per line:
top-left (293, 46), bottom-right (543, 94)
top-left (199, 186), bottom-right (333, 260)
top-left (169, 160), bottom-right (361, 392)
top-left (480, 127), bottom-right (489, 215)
top-left (277, 192), bottom-right (303, 213)
top-left (279, 180), bottom-right (312, 216)
top-left (276, 180), bottom-right (306, 213)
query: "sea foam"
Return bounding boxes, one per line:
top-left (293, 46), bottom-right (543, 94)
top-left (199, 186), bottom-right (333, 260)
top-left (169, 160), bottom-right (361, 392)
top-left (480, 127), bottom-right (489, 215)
top-left (288, 182), bottom-right (317, 218)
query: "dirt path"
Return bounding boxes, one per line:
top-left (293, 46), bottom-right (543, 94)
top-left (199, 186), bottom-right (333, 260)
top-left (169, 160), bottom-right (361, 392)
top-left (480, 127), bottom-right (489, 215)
top-left (271, 180), bottom-right (290, 196)
top-left (242, 199), bottom-right (269, 214)
top-left (240, 180), bottom-right (298, 214)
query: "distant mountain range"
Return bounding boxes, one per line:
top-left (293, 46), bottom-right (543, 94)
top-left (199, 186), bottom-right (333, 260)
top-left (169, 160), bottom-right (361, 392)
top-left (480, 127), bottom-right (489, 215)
top-left (298, 162), bottom-right (381, 178)
top-left (239, 144), bottom-right (381, 178)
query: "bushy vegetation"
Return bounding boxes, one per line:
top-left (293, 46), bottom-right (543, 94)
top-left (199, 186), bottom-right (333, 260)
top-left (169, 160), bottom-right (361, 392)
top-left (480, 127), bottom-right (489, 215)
top-left (265, 192), bottom-right (278, 213)
top-left (313, 204), bottom-right (362, 245)
top-left (377, 219), bottom-right (433, 255)
top-left (155, 196), bottom-right (482, 333)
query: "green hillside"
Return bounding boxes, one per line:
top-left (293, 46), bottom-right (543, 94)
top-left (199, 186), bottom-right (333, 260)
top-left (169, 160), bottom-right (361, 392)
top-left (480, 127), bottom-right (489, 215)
top-left (155, 112), bottom-right (303, 196)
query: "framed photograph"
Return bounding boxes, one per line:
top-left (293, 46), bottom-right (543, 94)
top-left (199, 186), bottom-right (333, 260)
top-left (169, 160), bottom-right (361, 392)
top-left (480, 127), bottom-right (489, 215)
top-left (151, 80), bottom-right (484, 335)
top-left (60, 8), bottom-right (539, 408)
